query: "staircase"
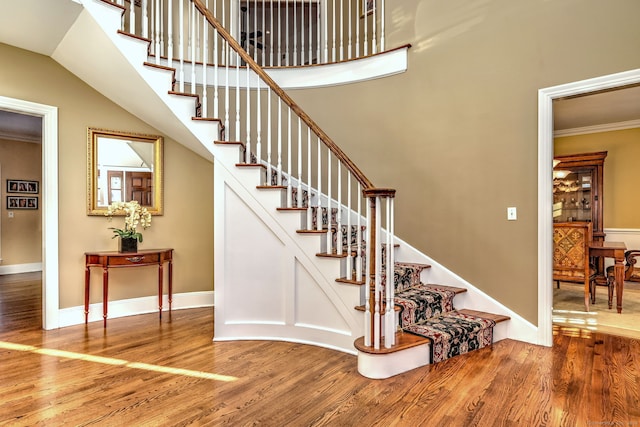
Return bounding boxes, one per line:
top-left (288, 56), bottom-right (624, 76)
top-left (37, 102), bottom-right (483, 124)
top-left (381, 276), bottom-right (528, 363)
top-left (55, 0), bottom-right (517, 378)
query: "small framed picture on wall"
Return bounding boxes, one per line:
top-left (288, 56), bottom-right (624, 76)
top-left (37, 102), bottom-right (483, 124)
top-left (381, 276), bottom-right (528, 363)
top-left (7, 179), bottom-right (39, 194)
top-left (7, 196), bottom-right (38, 210)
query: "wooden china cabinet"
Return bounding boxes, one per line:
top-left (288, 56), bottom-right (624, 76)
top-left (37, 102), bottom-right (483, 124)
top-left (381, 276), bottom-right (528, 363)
top-left (553, 150), bottom-right (607, 249)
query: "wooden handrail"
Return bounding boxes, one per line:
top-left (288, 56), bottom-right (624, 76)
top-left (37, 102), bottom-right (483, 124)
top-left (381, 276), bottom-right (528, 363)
top-left (191, 0), bottom-right (374, 190)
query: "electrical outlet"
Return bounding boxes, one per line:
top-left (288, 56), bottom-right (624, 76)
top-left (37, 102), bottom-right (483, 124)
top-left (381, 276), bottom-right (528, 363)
top-left (507, 207), bottom-right (517, 221)
top-left (8, 212), bottom-right (14, 218)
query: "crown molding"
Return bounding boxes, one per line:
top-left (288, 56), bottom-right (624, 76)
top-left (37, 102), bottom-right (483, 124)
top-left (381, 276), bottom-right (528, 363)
top-left (554, 119), bottom-right (640, 138)
top-left (0, 129), bottom-right (41, 143)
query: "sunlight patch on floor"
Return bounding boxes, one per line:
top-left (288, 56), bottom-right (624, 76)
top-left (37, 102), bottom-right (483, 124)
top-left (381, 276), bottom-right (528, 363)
top-left (0, 340), bottom-right (237, 382)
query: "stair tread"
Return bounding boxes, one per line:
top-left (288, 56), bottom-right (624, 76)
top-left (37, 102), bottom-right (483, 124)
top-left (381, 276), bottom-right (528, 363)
top-left (418, 284), bottom-right (467, 295)
top-left (297, 229), bottom-right (328, 234)
top-left (354, 331), bottom-right (429, 355)
top-left (257, 185), bottom-right (287, 189)
top-left (316, 252), bottom-right (348, 258)
top-left (395, 261), bottom-right (431, 269)
top-left (455, 309), bottom-right (510, 323)
top-left (354, 303), bottom-right (401, 312)
top-left (236, 163), bottom-right (267, 169)
top-left (278, 207), bottom-right (308, 211)
top-left (214, 140), bottom-right (244, 146)
top-left (336, 277), bottom-right (365, 285)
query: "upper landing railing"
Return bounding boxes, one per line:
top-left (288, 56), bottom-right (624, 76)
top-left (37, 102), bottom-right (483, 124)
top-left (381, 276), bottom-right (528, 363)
top-left (118, 0), bottom-right (385, 67)
top-left (108, 0), bottom-right (396, 350)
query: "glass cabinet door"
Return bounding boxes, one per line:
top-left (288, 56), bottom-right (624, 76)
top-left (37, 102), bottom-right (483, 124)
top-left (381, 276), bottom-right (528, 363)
top-left (553, 168), bottom-right (593, 223)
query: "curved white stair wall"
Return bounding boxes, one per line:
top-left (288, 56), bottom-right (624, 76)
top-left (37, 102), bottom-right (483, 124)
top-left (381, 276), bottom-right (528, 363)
top-left (213, 154), bottom-right (363, 353)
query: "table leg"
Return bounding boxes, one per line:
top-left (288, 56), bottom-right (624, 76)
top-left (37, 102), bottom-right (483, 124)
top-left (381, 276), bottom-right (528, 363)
top-left (168, 260), bottom-right (173, 313)
top-left (84, 266), bottom-right (90, 324)
top-left (615, 257), bottom-right (625, 313)
top-left (103, 267), bottom-right (109, 328)
top-left (158, 263), bottom-right (164, 319)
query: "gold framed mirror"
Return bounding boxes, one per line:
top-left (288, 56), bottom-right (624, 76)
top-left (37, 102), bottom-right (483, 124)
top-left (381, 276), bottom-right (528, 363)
top-left (87, 128), bottom-right (164, 216)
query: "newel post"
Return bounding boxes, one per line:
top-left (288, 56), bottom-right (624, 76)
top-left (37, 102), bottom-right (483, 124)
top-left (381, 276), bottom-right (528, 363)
top-left (363, 188), bottom-right (396, 349)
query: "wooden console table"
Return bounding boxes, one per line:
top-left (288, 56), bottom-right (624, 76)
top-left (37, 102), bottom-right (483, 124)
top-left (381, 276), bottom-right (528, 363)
top-left (85, 248), bottom-right (174, 327)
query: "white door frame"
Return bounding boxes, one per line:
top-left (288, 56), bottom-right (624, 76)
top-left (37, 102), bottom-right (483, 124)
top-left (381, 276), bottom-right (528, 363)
top-left (0, 95), bottom-right (59, 330)
top-left (537, 68), bottom-right (640, 346)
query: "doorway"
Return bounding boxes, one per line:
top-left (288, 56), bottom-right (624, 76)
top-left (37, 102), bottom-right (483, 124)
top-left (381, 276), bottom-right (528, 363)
top-left (0, 95), bottom-right (59, 330)
top-left (538, 68), bottom-right (640, 346)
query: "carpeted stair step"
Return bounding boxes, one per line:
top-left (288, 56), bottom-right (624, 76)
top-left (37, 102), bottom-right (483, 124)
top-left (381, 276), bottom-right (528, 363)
top-left (395, 284), bottom-right (461, 328)
top-left (403, 309), bottom-right (508, 363)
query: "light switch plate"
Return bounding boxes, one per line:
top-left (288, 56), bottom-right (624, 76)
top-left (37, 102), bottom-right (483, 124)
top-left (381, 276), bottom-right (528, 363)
top-left (507, 207), bottom-right (517, 221)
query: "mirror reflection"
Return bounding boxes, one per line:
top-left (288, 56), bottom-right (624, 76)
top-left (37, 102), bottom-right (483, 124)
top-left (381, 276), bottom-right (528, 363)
top-left (87, 128), bottom-right (163, 215)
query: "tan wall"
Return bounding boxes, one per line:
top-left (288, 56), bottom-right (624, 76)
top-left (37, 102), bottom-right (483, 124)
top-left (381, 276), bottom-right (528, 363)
top-left (286, 0), bottom-right (640, 324)
top-left (0, 138), bottom-right (42, 264)
top-left (0, 42), bottom-right (214, 308)
top-left (555, 128), bottom-right (640, 229)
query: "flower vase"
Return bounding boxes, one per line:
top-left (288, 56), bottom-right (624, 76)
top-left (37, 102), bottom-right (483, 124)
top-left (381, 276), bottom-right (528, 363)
top-left (119, 237), bottom-right (138, 253)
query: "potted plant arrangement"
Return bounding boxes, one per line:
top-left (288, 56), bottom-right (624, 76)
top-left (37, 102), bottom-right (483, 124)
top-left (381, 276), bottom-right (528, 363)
top-left (105, 200), bottom-right (152, 253)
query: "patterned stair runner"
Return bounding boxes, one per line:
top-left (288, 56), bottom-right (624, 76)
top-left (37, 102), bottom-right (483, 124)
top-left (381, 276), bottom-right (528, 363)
top-left (403, 311), bottom-right (496, 363)
top-left (395, 285), bottom-right (456, 327)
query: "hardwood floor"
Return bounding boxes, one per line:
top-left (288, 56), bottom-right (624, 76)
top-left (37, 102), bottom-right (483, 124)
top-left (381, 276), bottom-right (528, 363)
top-left (1, 274), bottom-right (639, 426)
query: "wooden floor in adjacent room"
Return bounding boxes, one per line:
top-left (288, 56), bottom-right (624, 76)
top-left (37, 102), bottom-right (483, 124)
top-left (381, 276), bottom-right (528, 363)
top-left (1, 273), bottom-right (639, 426)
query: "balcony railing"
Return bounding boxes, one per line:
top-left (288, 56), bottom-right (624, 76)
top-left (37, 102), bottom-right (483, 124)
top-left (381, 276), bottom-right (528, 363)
top-left (117, 0), bottom-right (385, 67)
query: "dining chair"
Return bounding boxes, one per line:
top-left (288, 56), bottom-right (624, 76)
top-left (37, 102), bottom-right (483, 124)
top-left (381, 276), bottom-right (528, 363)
top-left (601, 249), bottom-right (640, 308)
top-left (553, 221), bottom-right (596, 311)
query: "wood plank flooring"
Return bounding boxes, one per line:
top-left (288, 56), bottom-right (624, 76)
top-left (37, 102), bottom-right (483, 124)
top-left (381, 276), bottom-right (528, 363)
top-left (1, 273), bottom-right (639, 426)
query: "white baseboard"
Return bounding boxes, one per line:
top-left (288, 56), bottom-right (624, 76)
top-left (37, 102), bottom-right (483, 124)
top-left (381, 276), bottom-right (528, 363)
top-left (0, 263), bottom-right (42, 275)
top-left (58, 291), bottom-right (214, 328)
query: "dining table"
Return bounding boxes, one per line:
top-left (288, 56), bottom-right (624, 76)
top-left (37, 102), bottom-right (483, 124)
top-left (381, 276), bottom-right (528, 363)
top-left (589, 241), bottom-right (627, 313)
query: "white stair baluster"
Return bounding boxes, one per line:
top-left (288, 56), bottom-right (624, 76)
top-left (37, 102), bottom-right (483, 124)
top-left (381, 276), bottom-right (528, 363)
top-left (323, 0), bottom-right (328, 62)
top-left (142, 0), bottom-right (148, 38)
top-left (213, 22), bottom-right (219, 119)
top-left (285, 0), bottom-right (289, 65)
top-left (224, 40), bottom-right (230, 140)
top-left (380, 0), bottom-right (385, 51)
top-left (267, 87), bottom-right (272, 180)
top-left (363, 0), bottom-right (368, 56)
top-left (316, 137), bottom-right (322, 231)
top-left (355, 0), bottom-right (360, 57)
top-left (372, 0), bottom-right (377, 54)
top-left (356, 182), bottom-right (362, 279)
top-left (293, 0), bottom-right (297, 66)
top-left (339, 0), bottom-right (343, 61)
top-left (245, 62), bottom-right (251, 162)
top-left (179, 0), bottom-right (185, 92)
top-left (384, 196), bottom-right (395, 347)
top-left (296, 118), bottom-right (302, 207)
top-left (337, 161), bottom-right (342, 255)
top-left (277, 98), bottom-right (282, 185)
top-left (326, 152), bottom-right (332, 252)
top-left (190, 2), bottom-right (196, 94)
top-left (306, 128), bottom-right (312, 227)
top-left (348, 0), bottom-right (352, 59)
top-left (167, 0), bottom-right (173, 68)
top-left (256, 79), bottom-right (261, 164)
top-left (269, 0), bottom-right (274, 66)
top-left (286, 107), bottom-right (292, 206)
top-left (128, 0), bottom-right (135, 33)
top-left (308, 0), bottom-right (313, 64)
top-left (201, 7), bottom-right (208, 118)
top-left (331, 0), bottom-right (336, 62)
top-left (346, 173), bottom-right (352, 278)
